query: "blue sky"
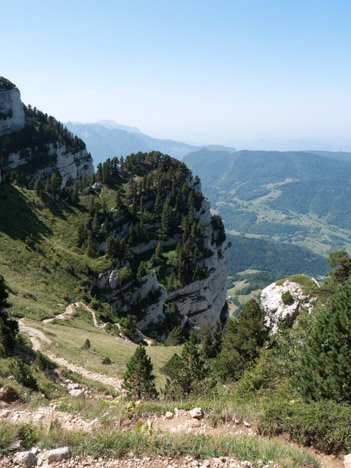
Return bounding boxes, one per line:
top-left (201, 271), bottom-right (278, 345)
top-left (2, 0), bottom-right (351, 147)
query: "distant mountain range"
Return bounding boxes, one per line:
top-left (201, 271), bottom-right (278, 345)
top-left (183, 148), bottom-right (351, 255)
top-left (65, 120), bottom-right (236, 165)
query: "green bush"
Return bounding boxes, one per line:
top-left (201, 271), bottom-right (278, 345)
top-left (281, 290), bottom-right (294, 305)
top-left (82, 338), bottom-right (91, 350)
top-left (258, 397), bottom-right (351, 455)
top-left (18, 423), bottom-right (39, 449)
top-left (102, 357), bottom-right (112, 365)
top-left (9, 358), bottom-right (38, 390)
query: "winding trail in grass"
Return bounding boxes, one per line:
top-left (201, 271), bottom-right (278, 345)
top-left (18, 317), bottom-right (122, 390)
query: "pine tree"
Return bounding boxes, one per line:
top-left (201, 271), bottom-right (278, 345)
top-left (165, 326), bottom-right (184, 346)
top-left (0, 276), bottom-right (18, 356)
top-left (92, 212), bottom-right (100, 235)
top-left (299, 282), bottom-right (351, 403)
top-left (215, 299), bottom-right (268, 381)
top-left (86, 235), bottom-right (97, 258)
top-left (122, 345), bottom-right (158, 399)
top-left (163, 333), bottom-right (211, 398)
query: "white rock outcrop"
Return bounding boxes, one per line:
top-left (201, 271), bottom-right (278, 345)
top-left (0, 87), bottom-right (25, 137)
top-left (8, 143), bottom-right (94, 188)
top-left (261, 279), bottom-right (318, 333)
top-left (0, 81), bottom-right (93, 187)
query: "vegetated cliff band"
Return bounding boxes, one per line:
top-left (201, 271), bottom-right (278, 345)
top-left (0, 141), bottom-right (228, 341)
top-left (0, 77), bottom-right (93, 187)
top-left (87, 153), bottom-right (228, 340)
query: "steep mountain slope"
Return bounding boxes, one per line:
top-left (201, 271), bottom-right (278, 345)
top-left (184, 148), bottom-right (351, 254)
top-left (0, 78), bottom-right (94, 187)
top-left (65, 121), bottom-right (236, 164)
top-left (0, 151), bottom-right (228, 342)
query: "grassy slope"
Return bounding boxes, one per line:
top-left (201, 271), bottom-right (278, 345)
top-left (0, 183), bottom-right (110, 320)
top-left (0, 183), bottom-right (179, 385)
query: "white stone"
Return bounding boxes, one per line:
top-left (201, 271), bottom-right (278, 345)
top-left (189, 407), bottom-right (203, 419)
top-left (13, 451), bottom-right (37, 468)
top-left (46, 446), bottom-right (71, 464)
top-left (164, 411), bottom-right (173, 420)
top-left (344, 453), bottom-right (351, 468)
top-left (0, 88), bottom-right (25, 137)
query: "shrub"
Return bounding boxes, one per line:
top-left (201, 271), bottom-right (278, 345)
top-left (18, 423), bottom-right (39, 449)
top-left (258, 397), bottom-right (351, 455)
top-left (9, 358), bottom-right (38, 390)
top-left (281, 290), bottom-right (294, 305)
top-left (82, 338), bottom-right (91, 350)
top-left (299, 282), bottom-right (351, 403)
top-left (102, 357), bottom-right (112, 365)
top-left (34, 351), bottom-right (49, 370)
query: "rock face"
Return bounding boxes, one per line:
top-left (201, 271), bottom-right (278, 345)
top-left (96, 194), bottom-right (228, 341)
top-left (0, 78), bottom-right (93, 186)
top-left (0, 87), bottom-right (25, 137)
top-left (7, 143), bottom-right (94, 188)
top-left (261, 279), bottom-right (318, 333)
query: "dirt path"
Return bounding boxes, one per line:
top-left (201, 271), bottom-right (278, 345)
top-left (46, 353), bottom-right (122, 389)
top-left (19, 318), bottom-right (122, 390)
top-left (42, 302), bottom-right (105, 330)
top-left (18, 320), bottom-right (51, 352)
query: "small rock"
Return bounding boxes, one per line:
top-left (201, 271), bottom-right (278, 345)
top-left (47, 446), bottom-right (72, 464)
top-left (243, 420), bottom-right (251, 428)
top-left (188, 407), bottom-right (203, 419)
top-left (344, 453), bottom-right (351, 468)
top-left (164, 411), bottom-right (173, 420)
top-left (13, 451), bottom-right (37, 467)
top-left (8, 439), bottom-right (22, 451)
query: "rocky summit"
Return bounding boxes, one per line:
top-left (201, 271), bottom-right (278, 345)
top-left (0, 77), bottom-right (93, 187)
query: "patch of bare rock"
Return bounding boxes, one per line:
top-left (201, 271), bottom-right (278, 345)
top-left (0, 451), bottom-right (277, 468)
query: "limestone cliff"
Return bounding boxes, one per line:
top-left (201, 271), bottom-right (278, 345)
top-left (0, 85), bottom-right (25, 137)
top-left (261, 276), bottom-right (318, 333)
top-left (89, 154), bottom-right (229, 341)
top-left (0, 77), bottom-right (93, 186)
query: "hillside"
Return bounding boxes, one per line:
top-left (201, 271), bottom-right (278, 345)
top-left (184, 148), bottom-right (351, 255)
top-left (0, 150), bottom-right (228, 342)
top-left (65, 121), bottom-right (236, 164)
top-left (227, 234), bottom-right (328, 277)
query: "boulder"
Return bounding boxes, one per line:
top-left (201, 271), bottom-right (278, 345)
top-left (46, 446), bottom-right (71, 464)
top-left (189, 407), bottom-right (203, 419)
top-left (261, 278), bottom-right (317, 333)
top-left (0, 385), bottom-right (20, 403)
top-left (344, 453), bottom-right (351, 468)
top-left (13, 451), bottom-right (37, 468)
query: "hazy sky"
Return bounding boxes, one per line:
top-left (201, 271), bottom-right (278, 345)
top-left (2, 0), bottom-right (351, 146)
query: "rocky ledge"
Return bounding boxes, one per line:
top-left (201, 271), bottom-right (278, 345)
top-left (261, 278), bottom-right (318, 333)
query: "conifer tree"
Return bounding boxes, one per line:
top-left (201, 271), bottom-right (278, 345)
top-left (86, 235), bottom-right (97, 258)
top-left (299, 282), bottom-right (351, 403)
top-left (165, 326), bottom-right (184, 346)
top-left (163, 333), bottom-right (211, 398)
top-left (122, 345), bottom-right (158, 399)
top-left (215, 299), bottom-right (268, 381)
